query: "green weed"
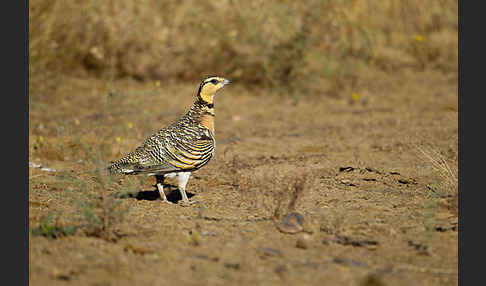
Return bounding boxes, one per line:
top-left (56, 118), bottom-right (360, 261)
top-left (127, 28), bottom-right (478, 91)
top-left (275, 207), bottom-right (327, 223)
top-left (53, 142), bottom-right (132, 242)
top-left (30, 211), bottom-right (77, 239)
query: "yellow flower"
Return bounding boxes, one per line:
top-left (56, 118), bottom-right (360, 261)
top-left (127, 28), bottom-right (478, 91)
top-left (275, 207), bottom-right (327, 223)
top-left (74, 119), bottom-right (80, 125)
top-left (414, 35), bottom-right (423, 42)
top-left (127, 122), bottom-right (133, 129)
top-left (38, 136), bottom-right (44, 143)
top-left (115, 137), bottom-right (121, 143)
top-left (155, 80), bottom-right (161, 87)
top-left (352, 92), bottom-right (359, 101)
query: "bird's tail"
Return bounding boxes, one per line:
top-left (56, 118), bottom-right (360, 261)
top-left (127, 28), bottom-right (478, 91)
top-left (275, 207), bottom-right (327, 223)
top-left (106, 162), bottom-right (121, 175)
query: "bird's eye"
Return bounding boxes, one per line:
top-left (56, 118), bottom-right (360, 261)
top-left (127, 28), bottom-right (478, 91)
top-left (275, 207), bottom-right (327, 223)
top-left (210, 79), bottom-right (219, 85)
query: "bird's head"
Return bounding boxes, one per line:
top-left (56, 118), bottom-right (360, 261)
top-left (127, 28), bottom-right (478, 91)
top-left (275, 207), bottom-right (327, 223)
top-left (197, 76), bottom-right (230, 105)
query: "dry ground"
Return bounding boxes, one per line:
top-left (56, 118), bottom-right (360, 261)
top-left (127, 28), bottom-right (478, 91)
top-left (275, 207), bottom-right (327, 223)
top-left (29, 69), bottom-right (458, 286)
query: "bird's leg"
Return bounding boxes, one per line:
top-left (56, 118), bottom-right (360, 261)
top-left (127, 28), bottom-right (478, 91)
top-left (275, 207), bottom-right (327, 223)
top-left (156, 175), bottom-right (172, 204)
top-left (156, 183), bottom-right (172, 204)
top-left (177, 172), bottom-right (195, 206)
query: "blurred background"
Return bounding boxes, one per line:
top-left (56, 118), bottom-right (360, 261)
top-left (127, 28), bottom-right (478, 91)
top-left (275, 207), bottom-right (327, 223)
top-left (29, 0), bottom-right (458, 97)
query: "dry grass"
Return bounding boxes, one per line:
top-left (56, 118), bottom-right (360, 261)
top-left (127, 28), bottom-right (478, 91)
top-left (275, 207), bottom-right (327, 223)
top-left (231, 165), bottom-right (314, 222)
top-left (422, 148), bottom-right (457, 191)
top-left (29, 0), bottom-right (458, 97)
top-left (417, 145), bottom-right (458, 197)
top-left (414, 143), bottom-right (458, 249)
top-left (30, 141), bottom-right (134, 242)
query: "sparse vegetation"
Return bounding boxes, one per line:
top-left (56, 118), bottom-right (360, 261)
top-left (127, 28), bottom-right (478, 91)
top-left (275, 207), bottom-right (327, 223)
top-left (232, 168), bottom-right (312, 221)
top-left (48, 143), bottom-right (133, 242)
top-left (273, 172), bottom-right (309, 220)
top-left (30, 211), bottom-right (77, 239)
top-left (417, 145), bottom-right (458, 197)
top-left (416, 143), bottom-right (458, 251)
top-left (29, 1), bottom-right (458, 285)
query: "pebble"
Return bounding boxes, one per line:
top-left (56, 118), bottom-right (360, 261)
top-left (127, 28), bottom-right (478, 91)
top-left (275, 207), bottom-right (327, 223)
top-left (296, 234), bottom-right (311, 249)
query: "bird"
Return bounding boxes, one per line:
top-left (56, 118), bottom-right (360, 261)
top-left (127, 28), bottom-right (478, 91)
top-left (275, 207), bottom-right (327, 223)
top-left (108, 76), bottom-right (230, 205)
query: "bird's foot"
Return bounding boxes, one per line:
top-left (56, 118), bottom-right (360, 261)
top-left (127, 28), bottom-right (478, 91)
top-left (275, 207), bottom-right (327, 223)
top-left (160, 197), bottom-right (174, 205)
top-left (179, 200), bottom-right (197, 207)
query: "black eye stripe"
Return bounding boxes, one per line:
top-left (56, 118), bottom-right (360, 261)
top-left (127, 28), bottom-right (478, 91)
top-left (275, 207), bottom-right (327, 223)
top-left (200, 78), bottom-right (219, 89)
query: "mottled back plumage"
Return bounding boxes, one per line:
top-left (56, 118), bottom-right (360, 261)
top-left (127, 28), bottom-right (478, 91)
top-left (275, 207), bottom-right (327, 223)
top-left (108, 101), bottom-right (215, 175)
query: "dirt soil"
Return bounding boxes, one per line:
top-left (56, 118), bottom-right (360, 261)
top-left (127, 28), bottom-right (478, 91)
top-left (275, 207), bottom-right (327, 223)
top-left (29, 70), bottom-right (458, 286)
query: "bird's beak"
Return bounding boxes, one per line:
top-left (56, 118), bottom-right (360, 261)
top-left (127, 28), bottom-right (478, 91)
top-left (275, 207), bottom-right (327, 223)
top-left (222, 79), bottom-right (231, 85)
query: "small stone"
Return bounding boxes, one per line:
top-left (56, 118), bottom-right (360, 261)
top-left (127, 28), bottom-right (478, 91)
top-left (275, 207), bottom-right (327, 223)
top-left (274, 264), bottom-right (288, 277)
top-left (260, 247), bottom-right (282, 258)
top-left (398, 179), bottom-right (409, 184)
top-left (296, 234), bottom-right (311, 249)
top-left (361, 273), bottom-right (386, 286)
top-left (278, 212), bottom-right (304, 234)
top-left (51, 268), bottom-right (71, 280)
top-left (224, 262), bottom-right (240, 270)
top-left (366, 244), bottom-right (378, 251)
top-left (339, 167), bottom-right (355, 172)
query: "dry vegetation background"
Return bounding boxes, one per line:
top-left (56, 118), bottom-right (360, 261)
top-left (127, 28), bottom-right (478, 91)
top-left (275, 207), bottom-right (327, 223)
top-left (29, 0), bottom-right (458, 285)
top-left (30, 0), bottom-right (457, 93)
